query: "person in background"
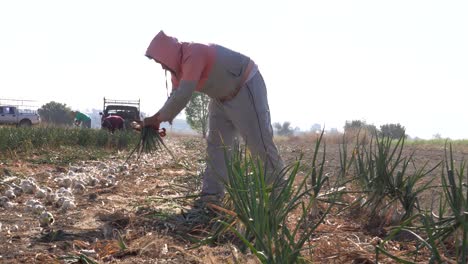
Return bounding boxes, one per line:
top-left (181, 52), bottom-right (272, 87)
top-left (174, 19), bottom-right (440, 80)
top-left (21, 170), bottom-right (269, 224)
top-left (71, 111), bottom-right (91, 128)
top-left (101, 115), bottom-right (125, 133)
top-left (143, 30), bottom-right (284, 205)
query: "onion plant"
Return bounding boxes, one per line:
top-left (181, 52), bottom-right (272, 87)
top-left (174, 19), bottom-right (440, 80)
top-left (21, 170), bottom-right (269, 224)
top-left (0, 126), bottom-right (139, 155)
top-left (125, 126), bottom-right (174, 163)
top-left (433, 142), bottom-right (468, 262)
top-left (310, 130), bottom-right (329, 197)
top-left (353, 131), bottom-right (439, 223)
top-left (214, 133), bottom-right (339, 263)
top-left (376, 142), bottom-right (468, 263)
top-left (338, 133), bottom-right (354, 179)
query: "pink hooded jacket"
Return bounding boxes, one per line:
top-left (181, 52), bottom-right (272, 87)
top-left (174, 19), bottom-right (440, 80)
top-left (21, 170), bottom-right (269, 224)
top-left (146, 31), bottom-right (255, 122)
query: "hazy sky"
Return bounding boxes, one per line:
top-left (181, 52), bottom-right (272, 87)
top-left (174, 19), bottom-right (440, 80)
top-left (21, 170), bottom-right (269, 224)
top-left (0, 0), bottom-right (467, 139)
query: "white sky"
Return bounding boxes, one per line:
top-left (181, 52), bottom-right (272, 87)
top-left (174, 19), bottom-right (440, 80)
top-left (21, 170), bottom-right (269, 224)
top-left (0, 0), bottom-right (467, 139)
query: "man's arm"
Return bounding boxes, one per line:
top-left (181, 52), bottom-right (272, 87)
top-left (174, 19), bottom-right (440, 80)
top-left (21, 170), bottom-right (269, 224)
top-left (157, 50), bottom-right (205, 122)
top-left (157, 80), bottom-right (197, 122)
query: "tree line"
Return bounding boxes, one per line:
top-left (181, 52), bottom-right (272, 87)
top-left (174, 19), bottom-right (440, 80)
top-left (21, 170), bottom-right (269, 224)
top-left (272, 120), bottom-right (406, 139)
top-left (36, 98), bottom-right (406, 140)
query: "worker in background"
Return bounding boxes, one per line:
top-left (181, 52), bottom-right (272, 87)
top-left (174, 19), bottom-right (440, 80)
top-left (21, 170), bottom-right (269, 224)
top-left (142, 30), bottom-right (284, 205)
top-left (102, 115), bottom-right (125, 133)
top-left (71, 111), bottom-right (91, 128)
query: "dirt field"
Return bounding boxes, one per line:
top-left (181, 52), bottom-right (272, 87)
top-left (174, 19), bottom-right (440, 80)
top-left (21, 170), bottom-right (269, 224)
top-left (0, 134), bottom-right (466, 263)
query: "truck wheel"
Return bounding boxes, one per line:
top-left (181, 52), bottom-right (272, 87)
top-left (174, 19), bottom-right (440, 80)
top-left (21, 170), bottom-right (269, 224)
top-left (19, 119), bottom-right (32, 127)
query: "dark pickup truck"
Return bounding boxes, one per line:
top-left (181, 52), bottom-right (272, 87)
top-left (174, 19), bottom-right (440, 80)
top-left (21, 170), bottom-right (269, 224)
top-left (99, 98), bottom-right (141, 129)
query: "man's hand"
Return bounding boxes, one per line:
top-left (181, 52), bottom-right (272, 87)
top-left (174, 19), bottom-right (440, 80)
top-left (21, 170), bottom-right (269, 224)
top-left (131, 113), bottom-right (162, 132)
top-left (143, 113), bottom-right (162, 130)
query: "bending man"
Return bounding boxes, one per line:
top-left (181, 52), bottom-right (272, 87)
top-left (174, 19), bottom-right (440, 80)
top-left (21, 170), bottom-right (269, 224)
top-left (144, 31), bottom-right (284, 203)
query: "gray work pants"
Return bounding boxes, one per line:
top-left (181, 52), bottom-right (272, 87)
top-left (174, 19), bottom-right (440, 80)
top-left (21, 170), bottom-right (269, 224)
top-left (202, 72), bottom-right (284, 196)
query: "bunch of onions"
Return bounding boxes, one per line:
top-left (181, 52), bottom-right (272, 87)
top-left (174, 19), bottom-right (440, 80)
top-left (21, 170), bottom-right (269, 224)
top-left (126, 124), bottom-right (174, 162)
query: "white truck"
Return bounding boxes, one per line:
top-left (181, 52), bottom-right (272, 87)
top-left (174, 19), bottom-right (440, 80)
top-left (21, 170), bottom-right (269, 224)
top-left (0, 105), bottom-right (41, 127)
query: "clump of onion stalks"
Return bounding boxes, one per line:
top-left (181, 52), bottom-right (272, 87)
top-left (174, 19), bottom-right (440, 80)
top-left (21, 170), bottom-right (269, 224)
top-left (126, 125), bottom-right (174, 163)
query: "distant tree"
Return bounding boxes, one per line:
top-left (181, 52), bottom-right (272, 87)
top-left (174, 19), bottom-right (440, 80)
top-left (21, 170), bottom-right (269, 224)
top-left (274, 121), bottom-right (294, 136)
top-left (432, 133), bottom-right (442, 140)
top-left (344, 120), bottom-right (377, 134)
top-left (380, 123), bottom-right (406, 139)
top-left (185, 92), bottom-right (210, 138)
top-left (38, 101), bottom-right (73, 125)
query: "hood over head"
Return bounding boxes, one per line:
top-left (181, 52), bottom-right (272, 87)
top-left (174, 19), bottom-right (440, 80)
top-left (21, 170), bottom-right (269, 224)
top-left (146, 30), bottom-right (182, 75)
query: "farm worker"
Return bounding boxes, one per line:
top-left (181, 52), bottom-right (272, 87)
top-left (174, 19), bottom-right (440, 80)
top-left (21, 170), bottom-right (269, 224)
top-left (71, 111), bottom-right (91, 128)
top-left (102, 115), bottom-right (125, 133)
top-left (143, 30), bottom-right (284, 204)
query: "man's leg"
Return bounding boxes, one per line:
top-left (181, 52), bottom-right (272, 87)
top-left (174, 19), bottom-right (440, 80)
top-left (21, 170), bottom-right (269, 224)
top-left (223, 72), bottom-right (284, 185)
top-left (202, 99), bottom-right (238, 198)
